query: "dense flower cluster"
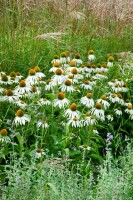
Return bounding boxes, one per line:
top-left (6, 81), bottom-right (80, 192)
top-left (0, 51), bottom-right (132, 157)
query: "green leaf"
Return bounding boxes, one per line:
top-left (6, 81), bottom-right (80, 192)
top-left (16, 134), bottom-right (23, 155)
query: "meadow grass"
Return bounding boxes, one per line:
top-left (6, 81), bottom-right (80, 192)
top-left (0, 0), bottom-right (133, 73)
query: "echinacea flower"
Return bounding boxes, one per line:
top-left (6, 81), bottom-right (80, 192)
top-left (14, 80), bottom-right (31, 96)
top-left (59, 79), bottom-right (75, 93)
top-left (60, 52), bottom-right (67, 64)
top-left (106, 114), bottom-right (114, 121)
top-left (15, 100), bottom-right (27, 109)
top-left (67, 116), bottom-right (82, 127)
top-left (64, 103), bottom-right (80, 119)
top-left (97, 95), bottom-right (110, 110)
top-left (107, 56), bottom-right (114, 67)
top-left (79, 144), bottom-right (91, 151)
top-left (114, 107), bottom-right (122, 116)
top-left (72, 53), bottom-right (83, 66)
top-left (90, 103), bottom-right (105, 121)
top-left (53, 92), bottom-right (69, 109)
top-left (31, 148), bottom-right (45, 159)
top-left (108, 93), bottom-right (119, 104)
top-left (125, 99), bottom-right (132, 107)
top-left (0, 129), bottom-right (11, 143)
top-left (0, 74), bottom-right (12, 85)
top-left (88, 50), bottom-right (95, 62)
top-left (125, 105), bottom-right (133, 115)
top-left (80, 93), bottom-right (94, 108)
top-left (0, 129), bottom-right (8, 135)
top-left (45, 79), bottom-right (56, 91)
top-left (37, 98), bottom-right (51, 106)
top-left (25, 69), bottom-right (39, 85)
top-left (49, 61), bottom-right (60, 73)
top-left (80, 79), bottom-right (92, 90)
top-left (51, 55), bottom-right (60, 64)
top-left (83, 113), bottom-right (97, 126)
top-left (34, 66), bottom-right (46, 78)
top-left (37, 120), bottom-right (49, 129)
top-left (5, 88), bottom-right (19, 103)
top-left (13, 109), bottom-right (31, 126)
top-left (51, 68), bottom-right (66, 85)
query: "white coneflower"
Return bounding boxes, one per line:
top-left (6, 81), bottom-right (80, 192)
top-left (101, 63), bottom-right (108, 73)
top-left (96, 63), bottom-right (102, 73)
top-left (64, 103), bottom-right (80, 119)
top-left (79, 144), bottom-right (91, 151)
top-left (66, 74), bottom-right (79, 84)
top-left (5, 89), bottom-right (19, 103)
top-left (108, 79), bottom-right (115, 87)
top-left (114, 107), bottom-right (122, 116)
top-left (26, 69), bottom-right (40, 85)
top-left (52, 68), bottom-right (66, 85)
top-left (66, 60), bottom-right (77, 73)
top-left (60, 52), bottom-right (67, 64)
top-left (115, 78), bottom-right (124, 86)
top-left (9, 71), bottom-right (19, 84)
top-left (88, 50), bottom-right (95, 62)
top-left (125, 99), bottom-right (132, 107)
top-left (106, 114), bottom-right (114, 121)
top-left (0, 74), bottom-right (12, 85)
top-left (83, 113), bottom-right (97, 126)
top-left (72, 53), bottom-right (83, 66)
top-left (85, 63), bottom-right (93, 74)
top-left (94, 72), bottom-right (108, 80)
top-left (121, 83), bottom-right (128, 93)
top-left (65, 50), bottom-right (71, 63)
top-left (90, 103), bottom-right (105, 121)
top-left (59, 79), bottom-right (75, 93)
top-left (108, 93), bottom-right (119, 104)
top-left (0, 129), bottom-right (11, 144)
top-left (117, 93), bottom-right (125, 105)
top-left (79, 64), bottom-right (86, 74)
top-left (34, 66), bottom-right (45, 78)
top-left (51, 55), bottom-right (60, 64)
top-left (71, 68), bottom-right (83, 80)
top-left (13, 109), bottom-right (31, 126)
top-left (15, 100), bottom-right (27, 109)
top-left (125, 105), bottom-right (133, 115)
top-left (107, 56), bottom-right (114, 67)
top-left (97, 95), bottom-right (110, 110)
top-left (80, 79), bottom-right (92, 90)
top-left (53, 92), bottom-right (69, 109)
top-left (0, 129), bottom-right (8, 136)
top-left (93, 128), bottom-right (99, 135)
top-left (29, 86), bottom-right (41, 96)
top-left (67, 116), bottom-right (82, 128)
top-left (112, 83), bottom-right (121, 93)
top-left (45, 79), bottom-right (56, 91)
top-left (15, 72), bottom-right (23, 82)
top-left (32, 148), bottom-right (45, 159)
top-left (89, 78), bottom-right (96, 86)
top-left (80, 93), bottom-right (94, 108)
top-left (37, 98), bottom-right (51, 106)
top-left (49, 61), bottom-right (60, 73)
top-left (14, 80), bottom-right (31, 97)
top-left (37, 120), bottom-right (49, 129)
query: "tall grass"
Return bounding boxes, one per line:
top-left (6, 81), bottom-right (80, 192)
top-left (0, 0), bottom-right (133, 73)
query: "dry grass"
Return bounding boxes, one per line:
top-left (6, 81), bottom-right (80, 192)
top-left (1, 0), bottom-right (132, 35)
